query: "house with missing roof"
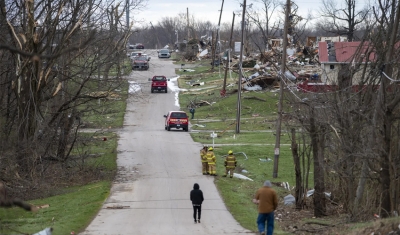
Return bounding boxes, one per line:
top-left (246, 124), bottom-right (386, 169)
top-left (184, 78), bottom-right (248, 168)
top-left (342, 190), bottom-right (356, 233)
top-left (318, 41), bottom-right (376, 85)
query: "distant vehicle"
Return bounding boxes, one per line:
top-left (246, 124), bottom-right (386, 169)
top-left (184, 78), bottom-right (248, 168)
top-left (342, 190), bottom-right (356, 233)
top-left (158, 49), bottom-right (171, 58)
top-left (164, 111), bottom-right (189, 131)
top-left (128, 43), bottom-right (144, 49)
top-left (131, 54), bottom-right (149, 70)
top-left (130, 51), bottom-right (143, 58)
top-left (149, 75), bottom-right (169, 93)
top-left (135, 43), bottom-right (144, 49)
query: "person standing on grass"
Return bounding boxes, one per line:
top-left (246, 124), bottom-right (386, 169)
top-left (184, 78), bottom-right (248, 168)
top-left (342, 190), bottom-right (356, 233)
top-left (190, 183), bottom-right (204, 224)
top-left (253, 180), bottom-right (278, 235)
top-left (223, 150), bottom-right (237, 178)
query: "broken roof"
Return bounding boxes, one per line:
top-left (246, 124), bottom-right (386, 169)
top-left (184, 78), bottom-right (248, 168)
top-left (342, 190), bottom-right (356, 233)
top-left (318, 41), bottom-right (376, 63)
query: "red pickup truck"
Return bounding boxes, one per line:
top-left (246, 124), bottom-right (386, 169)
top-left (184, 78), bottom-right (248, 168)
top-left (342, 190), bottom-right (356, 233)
top-left (164, 111), bottom-right (189, 132)
top-left (150, 75), bottom-right (169, 93)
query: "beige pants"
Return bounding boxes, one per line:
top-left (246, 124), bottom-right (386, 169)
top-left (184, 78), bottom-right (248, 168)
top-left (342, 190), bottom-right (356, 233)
top-left (208, 164), bottom-right (216, 175)
top-left (225, 168), bottom-right (235, 177)
top-left (202, 162), bottom-right (208, 174)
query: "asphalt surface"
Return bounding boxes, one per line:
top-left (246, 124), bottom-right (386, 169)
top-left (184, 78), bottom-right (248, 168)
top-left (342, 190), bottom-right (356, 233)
top-left (81, 50), bottom-right (253, 235)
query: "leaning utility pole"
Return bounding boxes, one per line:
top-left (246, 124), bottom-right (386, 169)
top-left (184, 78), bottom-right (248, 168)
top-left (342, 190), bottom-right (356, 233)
top-left (273, 0), bottom-right (290, 178)
top-left (236, 0), bottom-right (246, 134)
top-left (213, 0), bottom-right (224, 70)
top-left (222, 12), bottom-right (235, 95)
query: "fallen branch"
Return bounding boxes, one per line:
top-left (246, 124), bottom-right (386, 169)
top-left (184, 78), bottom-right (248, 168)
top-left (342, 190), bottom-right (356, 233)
top-left (243, 96), bottom-right (266, 102)
top-left (0, 182), bottom-right (37, 211)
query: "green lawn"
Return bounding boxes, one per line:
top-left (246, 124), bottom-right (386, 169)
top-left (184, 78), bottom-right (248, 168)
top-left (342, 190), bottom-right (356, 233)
top-left (0, 182), bottom-right (110, 235)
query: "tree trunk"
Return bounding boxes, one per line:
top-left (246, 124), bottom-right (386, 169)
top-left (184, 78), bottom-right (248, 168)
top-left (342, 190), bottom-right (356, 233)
top-left (310, 108), bottom-right (327, 217)
top-left (291, 128), bottom-right (303, 209)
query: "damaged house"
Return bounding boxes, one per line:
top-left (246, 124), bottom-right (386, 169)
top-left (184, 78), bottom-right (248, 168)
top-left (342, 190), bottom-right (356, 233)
top-left (318, 41), bottom-right (376, 85)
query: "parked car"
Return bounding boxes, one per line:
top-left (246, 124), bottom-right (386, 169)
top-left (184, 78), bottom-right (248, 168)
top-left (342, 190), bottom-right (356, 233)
top-left (131, 55), bottom-right (149, 70)
top-left (158, 49), bottom-right (171, 58)
top-left (149, 75), bottom-right (169, 93)
top-left (135, 43), bottom-right (144, 49)
top-left (164, 111), bottom-right (189, 131)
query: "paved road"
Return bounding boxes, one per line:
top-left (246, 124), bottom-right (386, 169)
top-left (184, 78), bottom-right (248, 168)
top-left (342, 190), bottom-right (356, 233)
top-left (81, 50), bottom-right (253, 235)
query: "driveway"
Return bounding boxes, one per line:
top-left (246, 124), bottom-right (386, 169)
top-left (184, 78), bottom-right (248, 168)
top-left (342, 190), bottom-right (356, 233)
top-left (81, 50), bottom-right (253, 235)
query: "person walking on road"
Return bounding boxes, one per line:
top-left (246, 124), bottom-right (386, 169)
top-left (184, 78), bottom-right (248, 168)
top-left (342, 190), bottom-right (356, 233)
top-left (190, 183), bottom-right (204, 224)
top-left (200, 146), bottom-right (209, 175)
top-left (223, 150), bottom-right (237, 178)
top-left (206, 147), bottom-right (217, 176)
top-left (253, 180), bottom-right (278, 235)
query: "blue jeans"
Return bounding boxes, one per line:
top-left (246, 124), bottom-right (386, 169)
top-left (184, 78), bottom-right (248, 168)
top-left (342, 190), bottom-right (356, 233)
top-left (257, 212), bottom-right (274, 235)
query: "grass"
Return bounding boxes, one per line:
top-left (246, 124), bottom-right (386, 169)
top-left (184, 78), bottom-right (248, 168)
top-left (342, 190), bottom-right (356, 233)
top-left (74, 132), bottom-right (119, 170)
top-left (191, 131), bottom-right (292, 145)
top-left (0, 182), bottom-right (110, 235)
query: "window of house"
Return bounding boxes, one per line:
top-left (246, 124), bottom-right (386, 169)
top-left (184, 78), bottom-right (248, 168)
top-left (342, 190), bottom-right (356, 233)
top-left (330, 65), bottom-right (335, 70)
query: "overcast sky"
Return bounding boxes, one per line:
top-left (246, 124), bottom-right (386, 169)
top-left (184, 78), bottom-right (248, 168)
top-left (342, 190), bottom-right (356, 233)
top-left (132, 0), bottom-right (370, 27)
top-left (133, 0), bottom-right (327, 26)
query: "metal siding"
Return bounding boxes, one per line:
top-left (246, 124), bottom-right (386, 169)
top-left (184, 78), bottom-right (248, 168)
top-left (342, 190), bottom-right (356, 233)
top-left (318, 42), bottom-right (329, 62)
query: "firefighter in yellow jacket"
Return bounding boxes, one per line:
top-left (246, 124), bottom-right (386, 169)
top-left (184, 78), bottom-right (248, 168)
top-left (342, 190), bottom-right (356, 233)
top-left (206, 147), bottom-right (217, 176)
top-left (223, 150), bottom-right (237, 178)
top-left (200, 145), bottom-right (209, 175)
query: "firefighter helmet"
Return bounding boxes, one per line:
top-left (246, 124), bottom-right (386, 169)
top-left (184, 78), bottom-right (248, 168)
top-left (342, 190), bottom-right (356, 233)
top-left (228, 150), bottom-right (233, 155)
top-left (208, 147), bottom-right (213, 151)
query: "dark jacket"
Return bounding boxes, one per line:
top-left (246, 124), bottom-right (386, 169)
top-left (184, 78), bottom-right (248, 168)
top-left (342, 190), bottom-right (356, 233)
top-left (190, 183), bottom-right (204, 205)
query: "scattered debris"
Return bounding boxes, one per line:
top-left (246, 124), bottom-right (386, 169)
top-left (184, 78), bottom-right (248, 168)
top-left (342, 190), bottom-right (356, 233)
top-left (33, 227), bottom-right (53, 235)
top-left (37, 204), bottom-right (50, 209)
top-left (198, 49), bottom-right (208, 57)
top-left (180, 69), bottom-right (196, 72)
top-left (259, 158), bottom-right (272, 162)
top-left (284, 194), bottom-right (295, 205)
top-left (306, 189), bottom-right (331, 199)
top-left (232, 173), bottom-right (253, 181)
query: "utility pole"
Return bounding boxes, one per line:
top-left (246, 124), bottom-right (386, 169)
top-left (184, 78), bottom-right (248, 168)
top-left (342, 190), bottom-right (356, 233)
top-left (273, 0), bottom-right (290, 178)
top-left (222, 12), bottom-right (235, 95)
top-left (236, 0), bottom-right (246, 134)
top-left (211, 31), bottom-right (216, 71)
top-left (213, 0), bottom-right (224, 70)
top-left (187, 8), bottom-right (190, 40)
top-left (126, 0), bottom-right (129, 29)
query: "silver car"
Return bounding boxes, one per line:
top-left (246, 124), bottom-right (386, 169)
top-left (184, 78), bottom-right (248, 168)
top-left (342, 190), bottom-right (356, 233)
top-left (158, 49), bottom-right (171, 58)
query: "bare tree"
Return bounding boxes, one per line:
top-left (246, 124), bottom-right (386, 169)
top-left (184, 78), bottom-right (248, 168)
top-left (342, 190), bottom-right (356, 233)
top-left (285, 0), bottom-right (400, 221)
top-left (0, 0), bottom-right (145, 187)
top-left (245, 0), bottom-right (282, 53)
top-left (319, 0), bottom-right (370, 41)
